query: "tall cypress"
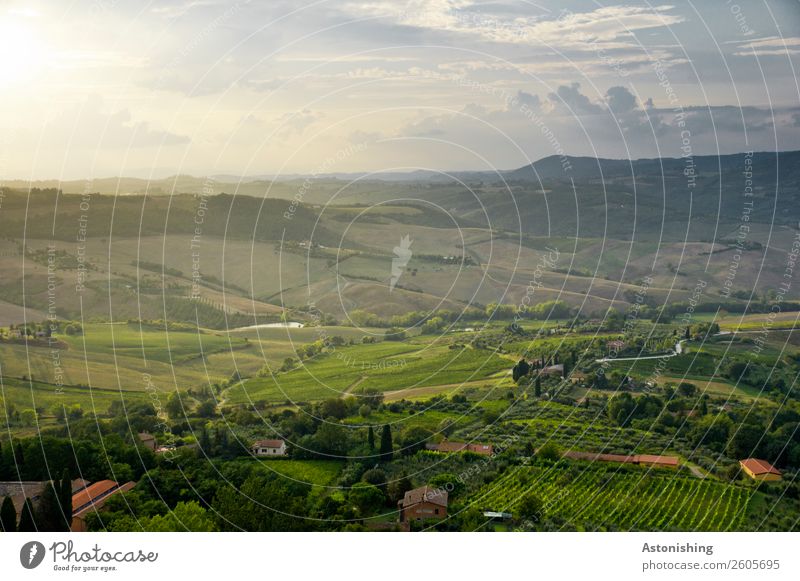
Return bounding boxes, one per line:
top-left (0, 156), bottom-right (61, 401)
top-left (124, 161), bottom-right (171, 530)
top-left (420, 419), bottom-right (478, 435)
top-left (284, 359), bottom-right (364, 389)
top-left (379, 425), bottom-right (393, 463)
top-left (37, 482), bottom-right (60, 532)
top-left (59, 470), bottom-right (73, 531)
top-left (367, 426), bottom-right (375, 450)
top-left (1, 496), bottom-right (16, 532)
top-left (535, 376), bottom-right (541, 398)
top-left (17, 498), bottom-right (36, 532)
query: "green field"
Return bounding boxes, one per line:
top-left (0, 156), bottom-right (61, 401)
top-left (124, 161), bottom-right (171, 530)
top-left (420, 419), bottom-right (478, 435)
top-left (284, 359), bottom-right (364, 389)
top-left (225, 342), bottom-right (510, 405)
top-left (470, 461), bottom-right (753, 531)
top-left (252, 459), bottom-right (345, 486)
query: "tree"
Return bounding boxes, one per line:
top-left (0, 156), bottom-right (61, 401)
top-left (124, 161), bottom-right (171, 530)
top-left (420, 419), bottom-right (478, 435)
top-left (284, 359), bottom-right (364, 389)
top-left (196, 401), bottom-right (216, 418)
top-left (165, 392), bottom-right (185, 420)
top-left (517, 492), bottom-right (544, 521)
top-left (512, 359), bottom-right (530, 382)
top-left (320, 398), bottom-right (348, 420)
top-left (362, 468), bottom-right (387, 490)
top-left (388, 476), bottom-right (413, 504)
top-left (58, 469), bottom-right (72, 531)
top-left (678, 382), bottom-right (697, 397)
top-left (18, 498), bottom-right (36, 532)
top-left (36, 482), bottom-right (61, 531)
top-left (699, 396), bottom-right (708, 417)
top-left (398, 426), bottom-right (433, 456)
top-left (1, 496), bottom-right (16, 532)
top-left (348, 482), bottom-right (384, 515)
top-left (367, 426), bottom-right (375, 450)
top-left (141, 501), bottom-right (217, 532)
top-left (379, 425), bottom-right (393, 463)
top-left (534, 376), bottom-right (541, 398)
top-left (537, 442), bottom-right (560, 461)
top-left (726, 423), bottom-right (763, 460)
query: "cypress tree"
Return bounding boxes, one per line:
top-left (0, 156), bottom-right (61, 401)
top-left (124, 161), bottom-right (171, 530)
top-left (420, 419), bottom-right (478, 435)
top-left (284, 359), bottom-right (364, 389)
top-left (1, 496), bottom-right (16, 532)
top-left (37, 482), bottom-right (60, 532)
top-left (379, 425), bottom-right (393, 463)
top-left (59, 470), bottom-right (73, 531)
top-left (700, 397), bottom-right (708, 417)
top-left (18, 498), bottom-right (36, 532)
top-left (535, 376), bottom-right (541, 398)
top-left (367, 426), bottom-right (375, 450)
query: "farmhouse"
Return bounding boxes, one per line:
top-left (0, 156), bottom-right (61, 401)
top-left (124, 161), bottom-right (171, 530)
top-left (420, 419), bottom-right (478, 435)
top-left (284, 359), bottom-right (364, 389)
top-left (137, 432), bottom-right (157, 451)
top-left (71, 480), bottom-right (136, 532)
top-left (398, 486), bottom-right (448, 525)
top-left (739, 458), bottom-right (782, 481)
top-left (539, 364), bottom-right (564, 377)
top-left (426, 441), bottom-right (493, 456)
top-left (607, 339), bottom-right (626, 352)
top-left (635, 455), bottom-right (680, 469)
top-left (251, 439), bottom-right (287, 457)
top-left (562, 450), bottom-right (679, 469)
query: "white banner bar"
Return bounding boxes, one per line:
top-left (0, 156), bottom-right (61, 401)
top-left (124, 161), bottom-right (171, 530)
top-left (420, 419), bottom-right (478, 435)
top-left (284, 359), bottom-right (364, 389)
top-left (1, 532), bottom-right (797, 580)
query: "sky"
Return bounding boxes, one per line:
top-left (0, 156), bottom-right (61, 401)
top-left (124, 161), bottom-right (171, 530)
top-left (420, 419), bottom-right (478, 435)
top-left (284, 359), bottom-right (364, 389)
top-left (0, 0), bottom-right (799, 179)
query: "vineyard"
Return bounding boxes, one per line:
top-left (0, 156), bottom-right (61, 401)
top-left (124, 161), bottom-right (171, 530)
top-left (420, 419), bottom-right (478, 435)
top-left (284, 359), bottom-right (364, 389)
top-left (470, 461), bottom-right (753, 531)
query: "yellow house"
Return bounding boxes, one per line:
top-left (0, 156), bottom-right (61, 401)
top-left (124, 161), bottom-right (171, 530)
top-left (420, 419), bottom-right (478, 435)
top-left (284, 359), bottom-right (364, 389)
top-left (739, 458), bottom-right (782, 481)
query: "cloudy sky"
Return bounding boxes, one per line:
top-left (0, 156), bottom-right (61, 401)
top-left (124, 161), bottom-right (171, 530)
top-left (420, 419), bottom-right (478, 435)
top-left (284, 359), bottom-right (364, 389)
top-left (1, 0), bottom-right (799, 179)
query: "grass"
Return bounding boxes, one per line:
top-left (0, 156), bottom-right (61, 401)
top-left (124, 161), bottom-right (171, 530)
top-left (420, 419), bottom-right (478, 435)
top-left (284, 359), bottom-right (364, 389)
top-left (225, 343), bottom-right (510, 405)
top-left (0, 375), bottom-right (149, 414)
top-left (252, 459), bottom-right (344, 486)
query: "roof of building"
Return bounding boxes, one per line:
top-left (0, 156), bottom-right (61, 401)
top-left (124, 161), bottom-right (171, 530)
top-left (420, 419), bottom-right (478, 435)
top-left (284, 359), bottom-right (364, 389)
top-left (251, 439), bottom-right (285, 448)
top-left (426, 441), bottom-right (493, 455)
top-left (562, 450), bottom-right (680, 467)
top-left (634, 454), bottom-right (680, 467)
top-left (400, 486), bottom-right (448, 508)
top-left (72, 480), bottom-right (119, 514)
top-left (740, 458), bottom-right (781, 476)
top-left (73, 481), bottom-right (135, 518)
top-left (138, 432), bottom-right (156, 442)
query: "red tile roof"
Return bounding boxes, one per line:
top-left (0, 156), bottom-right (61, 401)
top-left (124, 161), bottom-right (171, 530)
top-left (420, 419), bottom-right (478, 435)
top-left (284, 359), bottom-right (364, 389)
top-left (72, 480), bottom-right (118, 514)
top-left (73, 482), bottom-right (135, 518)
top-left (563, 450), bottom-right (679, 467)
top-left (251, 439), bottom-right (285, 449)
top-left (400, 486), bottom-right (448, 508)
top-left (740, 458), bottom-right (781, 476)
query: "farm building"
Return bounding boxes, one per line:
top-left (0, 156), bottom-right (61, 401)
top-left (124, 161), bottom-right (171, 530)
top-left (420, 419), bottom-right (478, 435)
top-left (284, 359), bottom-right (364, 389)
top-left (539, 364), bottom-right (564, 377)
top-left (739, 458), bottom-right (782, 481)
top-left (635, 455), bottom-right (680, 469)
top-left (426, 441), bottom-right (493, 456)
top-left (398, 486), bottom-right (448, 525)
top-left (562, 450), bottom-right (679, 469)
top-left (71, 480), bottom-right (136, 532)
top-left (607, 339), bottom-right (626, 352)
top-left (0, 479), bottom-right (89, 525)
top-left (251, 439), bottom-right (287, 457)
top-left (137, 432), bottom-right (156, 451)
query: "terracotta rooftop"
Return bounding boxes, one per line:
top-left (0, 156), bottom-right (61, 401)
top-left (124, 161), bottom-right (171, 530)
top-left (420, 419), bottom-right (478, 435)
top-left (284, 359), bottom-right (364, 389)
top-left (251, 439), bottom-right (285, 448)
top-left (740, 458), bottom-right (781, 476)
top-left (400, 486), bottom-right (448, 508)
top-left (73, 481), bottom-right (135, 518)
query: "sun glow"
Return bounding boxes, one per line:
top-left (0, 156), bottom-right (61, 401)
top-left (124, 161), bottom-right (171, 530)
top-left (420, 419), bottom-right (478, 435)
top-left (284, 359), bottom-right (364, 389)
top-left (0, 12), bottom-right (47, 88)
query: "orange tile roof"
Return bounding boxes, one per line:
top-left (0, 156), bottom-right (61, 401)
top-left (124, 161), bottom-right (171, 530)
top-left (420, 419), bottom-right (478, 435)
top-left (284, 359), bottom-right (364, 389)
top-left (400, 486), bottom-right (448, 508)
top-left (740, 458), bottom-right (781, 476)
top-left (72, 480), bottom-right (118, 514)
top-left (251, 439), bottom-right (285, 448)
